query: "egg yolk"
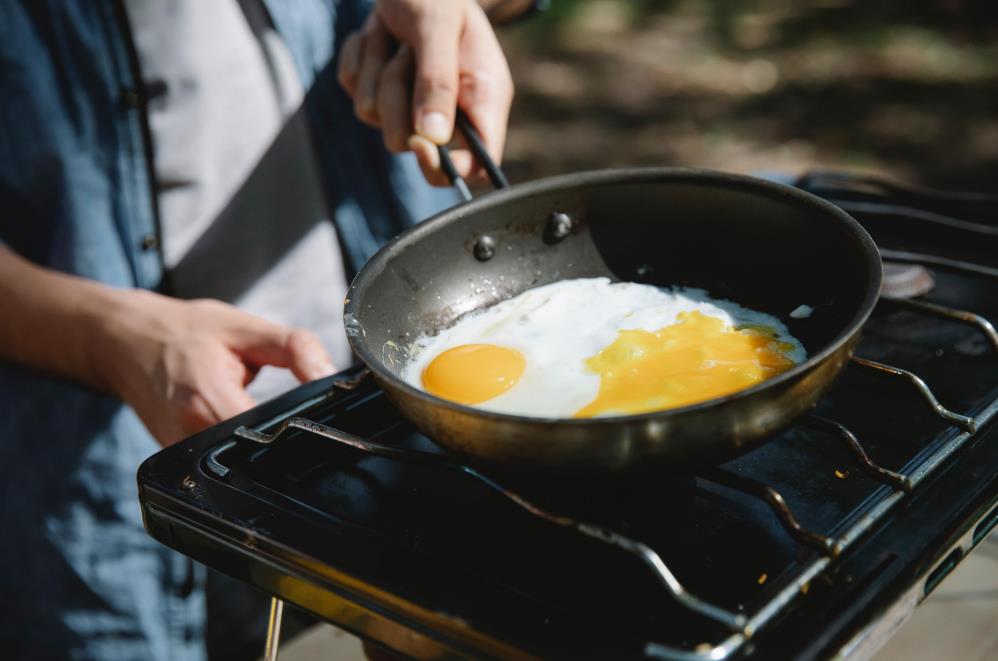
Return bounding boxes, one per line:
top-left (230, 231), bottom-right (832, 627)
top-left (574, 311), bottom-right (796, 417)
top-left (422, 344), bottom-right (526, 405)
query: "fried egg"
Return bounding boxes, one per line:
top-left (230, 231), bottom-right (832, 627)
top-left (402, 278), bottom-right (805, 418)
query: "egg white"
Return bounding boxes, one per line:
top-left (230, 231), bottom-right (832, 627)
top-left (402, 278), bottom-right (806, 418)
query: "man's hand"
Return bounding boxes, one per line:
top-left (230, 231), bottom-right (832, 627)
top-left (337, 0), bottom-right (514, 185)
top-left (102, 292), bottom-right (334, 446)
top-left (0, 247), bottom-right (334, 447)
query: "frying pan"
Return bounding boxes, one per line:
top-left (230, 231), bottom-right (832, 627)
top-left (343, 121), bottom-right (881, 473)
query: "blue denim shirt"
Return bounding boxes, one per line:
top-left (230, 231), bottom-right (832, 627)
top-left (0, 2), bottom-right (455, 659)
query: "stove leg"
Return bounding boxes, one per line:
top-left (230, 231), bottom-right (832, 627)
top-left (263, 597), bottom-right (285, 661)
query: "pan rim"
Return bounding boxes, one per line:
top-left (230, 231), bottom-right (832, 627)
top-left (345, 166), bottom-right (882, 427)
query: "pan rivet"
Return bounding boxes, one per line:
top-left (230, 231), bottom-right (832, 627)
top-left (545, 212), bottom-right (573, 243)
top-left (473, 235), bottom-right (496, 261)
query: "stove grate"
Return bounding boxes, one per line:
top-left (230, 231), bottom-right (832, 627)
top-left (221, 286), bottom-right (997, 660)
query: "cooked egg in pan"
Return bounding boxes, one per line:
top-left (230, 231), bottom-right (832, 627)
top-left (402, 278), bottom-right (806, 418)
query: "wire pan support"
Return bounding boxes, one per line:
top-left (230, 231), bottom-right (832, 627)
top-left (219, 286), bottom-right (995, 660)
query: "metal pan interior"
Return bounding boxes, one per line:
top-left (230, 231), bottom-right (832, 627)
top-left (346, 168), bottom-right (879, 410)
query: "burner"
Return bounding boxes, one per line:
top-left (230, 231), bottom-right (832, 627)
top-left (880, 262), bottom-right (935, 300)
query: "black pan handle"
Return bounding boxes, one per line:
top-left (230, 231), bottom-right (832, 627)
top-left (437, 109), bottom-right (509, 201)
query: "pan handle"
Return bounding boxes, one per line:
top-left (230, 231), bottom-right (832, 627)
top-left (437, 110), bottom-right (509, 202)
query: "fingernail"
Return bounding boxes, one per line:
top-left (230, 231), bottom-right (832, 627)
top-left (419, 112), bottom-right (451, 144)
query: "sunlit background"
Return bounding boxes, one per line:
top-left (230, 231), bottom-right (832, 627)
top-left (498, 0), bottom-right (998, 190)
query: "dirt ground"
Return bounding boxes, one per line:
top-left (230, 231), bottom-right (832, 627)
top-left (496, 0), bottom-right (998, 191)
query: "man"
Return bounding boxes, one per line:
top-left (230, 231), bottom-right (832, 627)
top-left (0, 0), bottom-right (529, 658)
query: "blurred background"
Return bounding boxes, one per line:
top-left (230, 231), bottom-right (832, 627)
top-left (496, 0), bottom-right (998, 190)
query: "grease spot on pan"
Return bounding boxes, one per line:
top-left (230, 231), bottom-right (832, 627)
top-left (381, 340), bottom-right (409, 371)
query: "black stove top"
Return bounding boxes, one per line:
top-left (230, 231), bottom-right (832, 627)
top-left (138, 172), bottom-right (998, 660)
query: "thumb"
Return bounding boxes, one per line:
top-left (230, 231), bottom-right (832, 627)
top-left (410, 14), bottom-right (462, 145)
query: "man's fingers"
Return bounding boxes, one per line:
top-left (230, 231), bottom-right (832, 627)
top-left (446, 148), bottom-right (481, 182)
top-left (343, 0), bottom-right (512, 187)
top-left (174, 374), bottom-right (255, 441)
top-left (408, 135), bottom-right (445, 186)
top-left (458, 70), bottom-right (512, 167)
top-left (218, 307), bottom-right (334, 382)
top-left (355, 20), bottom-right (394, 126)
top-left (337, 31), bottom-right (363, 96)
top-left (377, 46), bottom-right (414, 153)
top-left (176, 392), bottom-right (219, 440)
top-left (408, 136), bottom-right (478, 187)
top-left (455, 5), bottom-right (513, 167)
top-left (200, 383), bottom-right (256, 425)
top-left (411, 13), bottom-right (462, 145)
top-left (284, 329), bottom-right (336, 383)
top-left (241, 325), bottom-right (333, 383)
